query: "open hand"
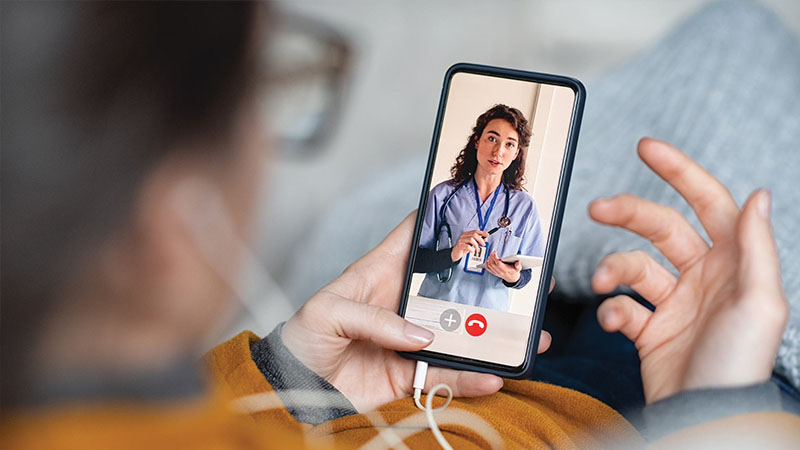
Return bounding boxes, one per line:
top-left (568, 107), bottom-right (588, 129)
top-left (589, 138), bottom-right (788, 404)
top-left (281, 213), bottom-right (552, 412)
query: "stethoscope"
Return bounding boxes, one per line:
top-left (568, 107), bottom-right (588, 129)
top-left (435, 178), bottom-right (511, 282)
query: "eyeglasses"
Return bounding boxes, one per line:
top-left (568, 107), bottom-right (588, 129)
top-left (261, 10), bottom-right (353, 158)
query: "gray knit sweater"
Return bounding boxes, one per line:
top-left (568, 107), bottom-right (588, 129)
top-left (554, 0), bottom-right (800, 391)
top-left (288, 0), bottom-right (800, 390)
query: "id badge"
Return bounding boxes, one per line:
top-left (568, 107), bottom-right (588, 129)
top-left (464, 245), bottom-right (488, 274)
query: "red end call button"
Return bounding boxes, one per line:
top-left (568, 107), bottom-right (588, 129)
top-left (465, 313), bottom-right (487, 337)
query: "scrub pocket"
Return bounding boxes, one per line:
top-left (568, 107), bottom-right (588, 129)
top-left (499, 234), bottom-right (523, 259)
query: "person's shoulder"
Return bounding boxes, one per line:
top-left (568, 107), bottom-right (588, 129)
top-left (430, 180), bottom-right (458, 196)
top-left (509, 188), bottom-right (535, 207)
top-left (509, 188), bottom-right (541, 224)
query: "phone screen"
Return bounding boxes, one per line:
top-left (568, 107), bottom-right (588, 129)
top-left (400, 67), bottom-right (580, 370)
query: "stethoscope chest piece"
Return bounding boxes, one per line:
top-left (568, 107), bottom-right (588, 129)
top-left (435, 180), bottom-right (512, 282)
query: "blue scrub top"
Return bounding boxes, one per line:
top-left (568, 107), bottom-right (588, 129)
top-left (417, 180), bottom-right (546, 311)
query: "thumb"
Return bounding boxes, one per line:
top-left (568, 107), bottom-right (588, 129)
top-left (330, 298), bottom-right (435, 351)
top-left (737, 189), bottom-right (787, 312)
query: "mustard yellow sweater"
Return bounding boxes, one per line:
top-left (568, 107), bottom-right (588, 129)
top-left (4, 331), bottom-right (799, 449)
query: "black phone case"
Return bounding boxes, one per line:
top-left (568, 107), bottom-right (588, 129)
top-left (397, 62), bottom-right (586, 378)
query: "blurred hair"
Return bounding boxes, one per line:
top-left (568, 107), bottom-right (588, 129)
top-left (449, 104), bottom-right (532, 190)
top-left (0, 1), bottom-right (262, 408)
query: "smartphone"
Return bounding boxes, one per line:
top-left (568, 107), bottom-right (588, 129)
top-left (398, 63), bottom-right (585, 378)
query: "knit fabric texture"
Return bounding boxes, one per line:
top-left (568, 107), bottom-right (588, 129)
top-left (250, 324), bottom-right (358, 424)
top-left (287, 0), bottom-right (800, 390)
top-left (553, 0), bottom-right (800, 390)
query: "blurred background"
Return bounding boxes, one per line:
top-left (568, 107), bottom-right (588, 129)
top-left (235, 0), bottom-right (800, 336)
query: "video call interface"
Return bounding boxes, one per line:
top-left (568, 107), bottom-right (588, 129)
top-left (403, 72), bottom-right (576, 367)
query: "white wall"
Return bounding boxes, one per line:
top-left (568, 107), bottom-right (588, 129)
top-left (508, 84), bottom-right (575, 315)
top-left (430, 72), bottom-right (539, 187)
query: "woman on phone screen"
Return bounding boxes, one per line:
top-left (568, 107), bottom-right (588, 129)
top-left (414, 104), bottom-right (545, 312)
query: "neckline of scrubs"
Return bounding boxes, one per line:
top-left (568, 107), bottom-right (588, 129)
top-left (471, 178), bottom-right (503, 231)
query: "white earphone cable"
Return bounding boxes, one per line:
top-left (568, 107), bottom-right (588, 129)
top-left (412, 360), bottom-right (454, 450)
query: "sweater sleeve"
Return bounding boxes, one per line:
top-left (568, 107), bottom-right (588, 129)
top-left (413, 247), bottom-right (460, 273)
top-left (249, 323), bottom-right (358, 425)
top-left (503, 268), bottom-right (532, 289)
top-left (642, 380), bottom-right (800, 440)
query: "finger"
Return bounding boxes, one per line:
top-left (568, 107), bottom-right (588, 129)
top-left (371, 211), bottom-right (416, 259)
top-left (486, 255), bottom-right (497, 268)
top-left (589, 194), bottom-right (709, 272)
top-left (597, 294), bottom-right (652, 342)
top-left (422, 330), bottom-right (551, 398)
top-left (592, 250), bottom-right (678, 305)
top-left (422, 333), bottom-right (553, 396)
top-left (326, 298), bottom-right (434, 351)
top-left (538, 330), bottom-right (551, 353)
top-left (637, 138), bottom-right (740, 243)
top-left (485, 257), bottom-right (499, 275)
top-left (472, 233), bottom-right (486, 246)
top-left (491, 258), bottom-right (509, 275)
top-left (469, 237), bottom-right (481, 249)
top-left (424, 367), bottom-right (503, 397)
top-left (514, 261), bottom-right (521, 271)
top-left (737, 190), bottom-right (788, 321)
top-left (336, 212), bottom-right (416, 304)
top-left (476, 230), bottom-right (489, 238)
top-left (467, 229), bottom-right (485, 239)
top-left (550, 277), bottom-right (555, 293)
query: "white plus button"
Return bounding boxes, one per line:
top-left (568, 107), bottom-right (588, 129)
top-left (439, 308), bottom-right (461, 332)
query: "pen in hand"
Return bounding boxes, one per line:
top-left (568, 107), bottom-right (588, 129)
top-left (486, 226), bottom-right (500, 235)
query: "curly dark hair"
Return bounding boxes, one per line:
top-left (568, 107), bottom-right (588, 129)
top-left (449, 104), bottom-right (532, 190)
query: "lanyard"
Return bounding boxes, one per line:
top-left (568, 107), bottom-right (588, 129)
top-left (471, 178), bottom-right (502, 231)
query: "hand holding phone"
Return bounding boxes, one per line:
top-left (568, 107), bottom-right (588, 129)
top-left (279, 210), bottom-right (554, 412)
top-left (281, 213), bottom-right (505, 412)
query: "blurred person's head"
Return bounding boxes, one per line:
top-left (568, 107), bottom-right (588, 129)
top-left (450, 104), bottom-right (531, 190)
top-left (1, 1), bottom-right (268, 408)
